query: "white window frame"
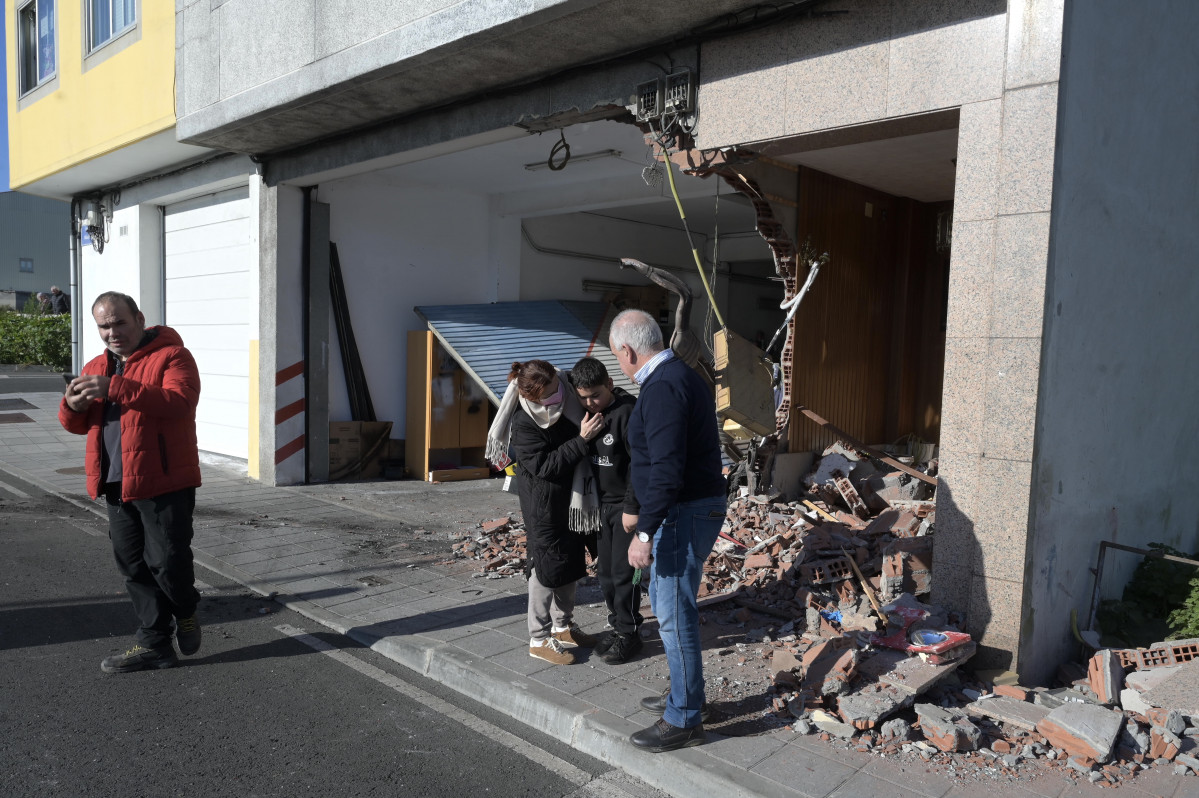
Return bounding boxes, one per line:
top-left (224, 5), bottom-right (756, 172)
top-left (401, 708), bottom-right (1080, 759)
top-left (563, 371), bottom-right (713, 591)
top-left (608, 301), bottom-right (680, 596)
top-left (16, 0), bottom-right (57, 97)
top-left (85, 0), bottom-right (137, 54)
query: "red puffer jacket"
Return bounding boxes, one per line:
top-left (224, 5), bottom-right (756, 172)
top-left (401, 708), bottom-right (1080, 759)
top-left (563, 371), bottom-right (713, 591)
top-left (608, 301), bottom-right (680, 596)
top-left (59, 326), bottom-right (202, 501)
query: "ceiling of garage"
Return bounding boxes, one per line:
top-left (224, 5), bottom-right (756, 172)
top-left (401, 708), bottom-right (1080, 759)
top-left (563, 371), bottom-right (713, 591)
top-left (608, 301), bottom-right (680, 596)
top-left (364, 118), bottom-right (960, 237)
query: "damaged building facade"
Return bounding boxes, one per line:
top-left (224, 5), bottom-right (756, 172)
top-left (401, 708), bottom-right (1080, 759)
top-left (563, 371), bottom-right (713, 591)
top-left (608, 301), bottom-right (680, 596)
top-left (7, 0), bottom-right (1197, 684)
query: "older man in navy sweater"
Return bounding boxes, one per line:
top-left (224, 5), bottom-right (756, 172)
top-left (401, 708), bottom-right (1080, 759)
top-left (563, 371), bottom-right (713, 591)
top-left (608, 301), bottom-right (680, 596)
top-left (610, 309), bottom-right (727, 752)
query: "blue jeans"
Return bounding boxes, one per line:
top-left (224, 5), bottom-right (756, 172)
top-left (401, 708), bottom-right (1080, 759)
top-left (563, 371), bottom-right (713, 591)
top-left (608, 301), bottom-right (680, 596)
top-left (649, 495), bottom-right (726, 729)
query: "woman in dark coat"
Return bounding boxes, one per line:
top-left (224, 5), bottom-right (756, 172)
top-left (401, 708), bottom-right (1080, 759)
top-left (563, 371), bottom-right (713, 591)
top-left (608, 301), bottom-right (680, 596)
top-left (506, 360), bottom-right (603, 665)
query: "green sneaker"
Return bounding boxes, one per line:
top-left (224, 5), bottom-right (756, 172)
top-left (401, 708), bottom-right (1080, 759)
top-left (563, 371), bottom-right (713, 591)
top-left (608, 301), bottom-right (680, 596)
top-left (100, 644), bottom-right (178, 674)
top-left (176, 614), bottom-right (202, 656)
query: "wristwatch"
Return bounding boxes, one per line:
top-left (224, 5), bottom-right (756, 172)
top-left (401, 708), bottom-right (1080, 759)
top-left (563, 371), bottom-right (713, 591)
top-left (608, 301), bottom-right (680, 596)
top-left (637, 531), bottom-right (651, 543)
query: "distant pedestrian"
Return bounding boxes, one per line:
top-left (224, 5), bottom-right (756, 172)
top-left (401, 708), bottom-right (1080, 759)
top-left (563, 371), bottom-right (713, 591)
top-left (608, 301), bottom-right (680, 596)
top-left (487, 359), bottom-right (603, 665)
top-left (35, 292), bottom-right (51, 313)
top-left (49, 285), bottom-right (70, 314)
top-left (610, 309), bottom-right (726, 753)
top-left (60, 292), bottom-right (203, 673)
top-left (569, 356), bottom-right (644, 664)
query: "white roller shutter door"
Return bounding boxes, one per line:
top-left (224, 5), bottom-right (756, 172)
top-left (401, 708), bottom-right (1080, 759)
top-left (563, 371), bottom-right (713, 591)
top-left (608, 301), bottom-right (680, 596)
top-left (164, 187), bottom-right (252, 459)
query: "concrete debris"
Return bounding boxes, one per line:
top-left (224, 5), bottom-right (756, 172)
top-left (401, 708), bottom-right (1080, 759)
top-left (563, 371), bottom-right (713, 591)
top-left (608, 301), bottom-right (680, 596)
top-left (1125, 663), bottom-right (1182, 692)
top-left (811, 708), bottom-right (857, 739)
top-left (1036, 702), bottom-right (1123, 763)
top-left (915, 703), bottom-right (982, 752)
top-left (1140, 656), bottom-right (1199, 717)
top-left (965, 695), bottom-right (1051, 732)
top-left (879, 717), bottom-right (913, 744)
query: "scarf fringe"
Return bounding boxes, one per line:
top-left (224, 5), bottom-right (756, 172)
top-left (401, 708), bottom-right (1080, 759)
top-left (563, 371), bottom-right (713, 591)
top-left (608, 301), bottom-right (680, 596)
top-left (569, 506), bottom-right (601, 533)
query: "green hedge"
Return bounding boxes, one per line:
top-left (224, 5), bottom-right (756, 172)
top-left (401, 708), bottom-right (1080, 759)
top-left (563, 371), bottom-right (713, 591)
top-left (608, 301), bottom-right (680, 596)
top-left (0, 310), bottom-right (72, 371)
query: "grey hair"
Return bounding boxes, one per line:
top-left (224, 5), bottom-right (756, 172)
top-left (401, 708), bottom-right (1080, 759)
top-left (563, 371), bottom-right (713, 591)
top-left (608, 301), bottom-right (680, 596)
top-left (609, 309), bottom-right (663, 356)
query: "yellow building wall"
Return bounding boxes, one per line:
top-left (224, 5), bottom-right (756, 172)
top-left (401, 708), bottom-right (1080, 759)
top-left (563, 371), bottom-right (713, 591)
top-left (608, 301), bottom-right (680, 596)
top-left (5, 1), bottom-right (176, 189)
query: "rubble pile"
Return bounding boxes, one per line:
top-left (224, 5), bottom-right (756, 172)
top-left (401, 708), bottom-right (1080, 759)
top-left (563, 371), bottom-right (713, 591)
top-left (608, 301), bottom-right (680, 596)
top-left (453, 516), bottom-right (529, 578)
top-left (447, 442), bottom-right (1199, 790)
top-left (702, 441), bottom-right (936, 617)
top-left (739, 620), bottom-right (1199, 788)
top-left (701, 442), bottom-right (1199, 788)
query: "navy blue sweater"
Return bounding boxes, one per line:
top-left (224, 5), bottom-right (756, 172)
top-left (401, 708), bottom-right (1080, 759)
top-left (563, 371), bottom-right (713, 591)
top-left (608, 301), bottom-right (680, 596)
top-left (628, 355), bottom-right (727, 536)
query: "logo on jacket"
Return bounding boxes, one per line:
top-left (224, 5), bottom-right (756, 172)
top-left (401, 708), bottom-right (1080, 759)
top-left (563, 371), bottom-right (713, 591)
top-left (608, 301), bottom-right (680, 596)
top-left (602, 433), bottom-right (615, 446)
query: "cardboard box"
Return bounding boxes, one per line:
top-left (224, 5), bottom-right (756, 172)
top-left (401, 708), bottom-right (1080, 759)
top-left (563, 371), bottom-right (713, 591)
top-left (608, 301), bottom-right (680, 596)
top-left (329, 421), bottom-right (393, 479)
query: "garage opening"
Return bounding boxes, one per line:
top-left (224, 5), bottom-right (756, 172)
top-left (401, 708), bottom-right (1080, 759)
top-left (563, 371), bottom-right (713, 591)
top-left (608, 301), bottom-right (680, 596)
top-left (314, 116), bottom-right (956, 477)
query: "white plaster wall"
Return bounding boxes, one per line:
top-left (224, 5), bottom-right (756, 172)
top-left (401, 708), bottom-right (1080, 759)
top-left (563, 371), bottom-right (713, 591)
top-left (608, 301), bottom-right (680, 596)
top-left (519, 213), bottom-right (772, 340)
top-left (320, 174), bottom-right (499, 439)
top-left (78, 204), bottom-right (153, 365)
top-left (1025, 0), bottom-right (1199, 682)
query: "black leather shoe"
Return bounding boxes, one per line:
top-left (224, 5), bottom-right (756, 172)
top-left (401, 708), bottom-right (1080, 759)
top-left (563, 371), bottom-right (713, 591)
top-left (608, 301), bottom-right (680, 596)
top-left (593, 632), bottom-right (615, 657)
top-left (639, 689), bottom-right (710, 721)
top-left (630, 718), bottom-right (706, 752)
top-left (600, 631), bottom-right (643, 664)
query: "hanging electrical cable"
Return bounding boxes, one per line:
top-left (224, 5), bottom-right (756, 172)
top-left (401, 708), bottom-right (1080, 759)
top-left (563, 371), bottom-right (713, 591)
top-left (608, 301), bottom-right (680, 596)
top-left (704, 180), bottom-right (721, 345)
top-left (651, 127), bottom-right (727, 330)
top-left (547, 129), bottom-right (571, 171)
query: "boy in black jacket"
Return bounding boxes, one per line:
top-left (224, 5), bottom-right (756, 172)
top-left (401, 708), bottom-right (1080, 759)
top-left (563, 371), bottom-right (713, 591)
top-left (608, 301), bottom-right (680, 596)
top-left (570, 357), bottom-right (643, 664)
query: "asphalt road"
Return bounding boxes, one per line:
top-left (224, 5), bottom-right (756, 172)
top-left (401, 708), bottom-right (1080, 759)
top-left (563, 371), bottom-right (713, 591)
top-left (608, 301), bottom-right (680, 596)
top-left (0, 370), bottom-right (70, 395)
top-left (0, 474), bottom-right (665, 798)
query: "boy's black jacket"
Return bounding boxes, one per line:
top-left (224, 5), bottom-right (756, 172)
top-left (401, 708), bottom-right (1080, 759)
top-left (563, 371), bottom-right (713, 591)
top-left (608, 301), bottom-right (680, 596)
top-left (588, 387), bottom-right (640, 515)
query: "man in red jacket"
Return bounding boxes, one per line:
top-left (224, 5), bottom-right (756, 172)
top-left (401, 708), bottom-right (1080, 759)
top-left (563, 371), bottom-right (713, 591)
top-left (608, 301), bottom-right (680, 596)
top-left (61, 292), bottom-right (203, 673)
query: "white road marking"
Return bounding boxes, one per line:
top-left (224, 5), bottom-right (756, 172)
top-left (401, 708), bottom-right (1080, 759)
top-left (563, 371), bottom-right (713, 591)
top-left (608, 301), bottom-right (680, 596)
top-left (58, 515), bottom-right (107, 538)
top-left (564, 772), bottom-right (651, 798)
top-left (0, 478), bottom-right (32, 499)
top-left (275, 623), bottom-right (594, 788)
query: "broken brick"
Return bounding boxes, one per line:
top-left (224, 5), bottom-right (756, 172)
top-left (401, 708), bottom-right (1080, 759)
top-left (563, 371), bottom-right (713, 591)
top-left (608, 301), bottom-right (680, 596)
top-left (889, 511), bottom-right (921, 538)
top-left (914, 704), bottom-right (981, 752)
top-left (832, 472), bottom-right (869, 519)
top-left (743, 552), bottom-right (775, 570)
top-left (1036, 703), bottom-right (1123, 763)
top-left (1087, 649), bottom-right (1124, 705)
top-left (991, 683), bottom-right (1031, 702)
top-left (770, 649), bottom-right (801, 677)
top-left (800, 557), bottom-right (854, 585)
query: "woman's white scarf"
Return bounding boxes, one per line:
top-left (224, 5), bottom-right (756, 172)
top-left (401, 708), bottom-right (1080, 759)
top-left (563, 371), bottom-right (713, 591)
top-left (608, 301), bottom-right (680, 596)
top-left (486, 369), bottom-right (599, 533)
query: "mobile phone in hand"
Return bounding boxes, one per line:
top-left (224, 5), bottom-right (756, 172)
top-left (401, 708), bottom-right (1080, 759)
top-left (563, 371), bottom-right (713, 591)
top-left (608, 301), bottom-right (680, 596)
top-left (63, 373), bottom-right (78, 385)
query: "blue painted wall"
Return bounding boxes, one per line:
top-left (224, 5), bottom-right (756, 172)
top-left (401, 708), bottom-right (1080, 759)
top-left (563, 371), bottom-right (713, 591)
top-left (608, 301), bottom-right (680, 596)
top-left (1, 10), bottom-right (9, 191)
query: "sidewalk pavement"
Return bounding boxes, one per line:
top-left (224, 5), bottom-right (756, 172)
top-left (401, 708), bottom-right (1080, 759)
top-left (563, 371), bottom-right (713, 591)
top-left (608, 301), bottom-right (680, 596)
top-left (1, 391), bottom-right (1191, 798)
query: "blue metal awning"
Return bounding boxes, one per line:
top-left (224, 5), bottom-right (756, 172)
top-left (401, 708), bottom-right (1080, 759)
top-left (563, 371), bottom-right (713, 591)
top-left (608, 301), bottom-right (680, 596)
top-left (414, 301), bottom-right (638, 405)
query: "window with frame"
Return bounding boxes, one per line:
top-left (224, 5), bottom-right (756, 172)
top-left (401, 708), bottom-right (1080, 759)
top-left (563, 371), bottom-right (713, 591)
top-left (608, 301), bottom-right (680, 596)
top-left (17, 0), bottom-right (56, 95)
top-left (19, 258), bottom-right (35, 273)
top-left (87, 0), bottom-right (136, 53)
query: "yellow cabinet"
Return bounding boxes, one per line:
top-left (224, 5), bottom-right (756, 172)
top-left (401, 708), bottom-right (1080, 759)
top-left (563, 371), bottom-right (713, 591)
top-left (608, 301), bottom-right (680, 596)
top-left (406, 331), bottom-right (491, 482)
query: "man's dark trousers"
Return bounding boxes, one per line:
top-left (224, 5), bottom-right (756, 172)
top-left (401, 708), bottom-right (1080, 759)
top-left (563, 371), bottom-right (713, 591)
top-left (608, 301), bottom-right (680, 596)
top-left (598, 504), bottom-right (642, 634)
top-left (104, 484), bottom-right (200, 650)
